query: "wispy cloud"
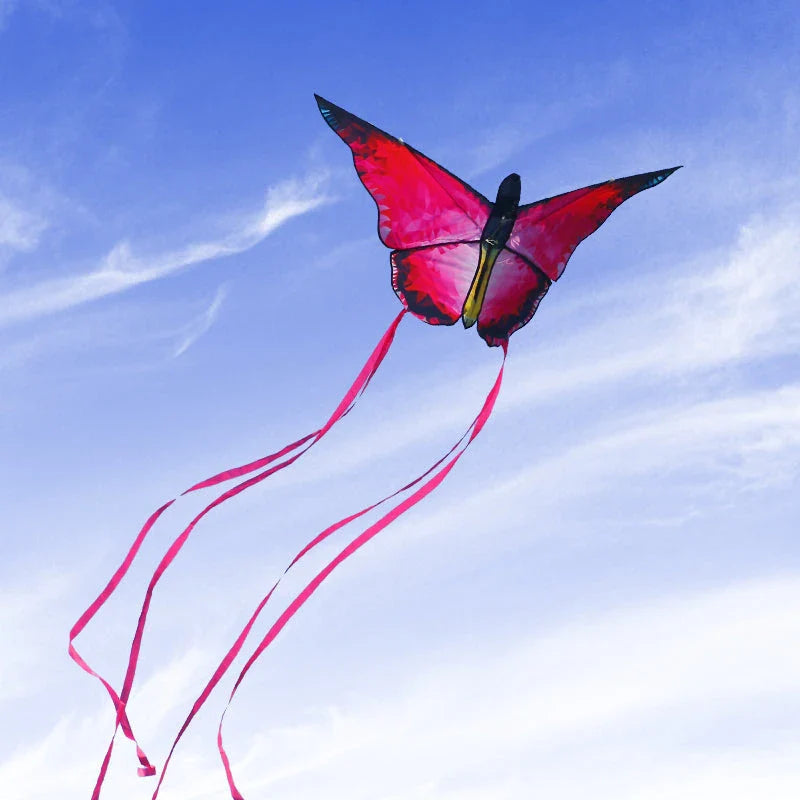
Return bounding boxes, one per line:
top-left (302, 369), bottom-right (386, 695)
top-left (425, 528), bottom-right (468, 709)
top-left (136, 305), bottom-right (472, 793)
top-left (503, 203), bottom-right (800, 411)
top-left (7, 573), bottom-right (798, 799)
top-left (0, 286), bottom-right (228, 375)
top-left (0, 170), bottom-right (331, 328)
top-left (0, 193), bottom-right (49, 257)
top-left (0, 571), bottom-right (73, 703)
top-left (403, 381), bottom-right (800, 545)
top-left (205, 574), bottom-right (800, 799)
top-left (0, 647), bottom-right (217, 800)
top-left (172, 284), bottom-right (228, 358)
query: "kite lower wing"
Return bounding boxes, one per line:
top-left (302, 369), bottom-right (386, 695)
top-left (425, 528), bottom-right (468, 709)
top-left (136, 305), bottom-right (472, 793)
top-left (392, 243), bottom-right (551, 346)
top-left (477, 249), bottom-right (551, 347)
top-left (391, 241), bottom-right (479, 325)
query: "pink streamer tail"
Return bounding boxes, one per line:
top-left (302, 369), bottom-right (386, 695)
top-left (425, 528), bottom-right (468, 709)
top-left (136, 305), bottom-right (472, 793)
top-left (150, 342), bottom-right (507, 798)
top-left (216, 342), bottom-right (508, 799)
top-left (69, 311), bottom-right (406, 798)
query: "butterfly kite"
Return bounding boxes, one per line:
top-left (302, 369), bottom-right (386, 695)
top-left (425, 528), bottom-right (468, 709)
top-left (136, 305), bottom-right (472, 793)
top-left (71, 95), bottom-right (679, 798)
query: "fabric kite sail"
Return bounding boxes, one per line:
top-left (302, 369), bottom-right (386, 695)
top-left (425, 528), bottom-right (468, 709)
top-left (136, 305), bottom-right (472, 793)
top-left (70, 94), bottom-right (679, 799)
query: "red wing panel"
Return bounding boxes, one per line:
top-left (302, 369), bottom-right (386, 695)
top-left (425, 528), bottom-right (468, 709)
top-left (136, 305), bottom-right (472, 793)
top-left (316, 95), bottom-right (491, 249)
top-left (391, 242), bottom-right (480, 325)
top-left (507, 167), bottom-right (681, 281)
top-left (477, 249), bottom-right (551, 347)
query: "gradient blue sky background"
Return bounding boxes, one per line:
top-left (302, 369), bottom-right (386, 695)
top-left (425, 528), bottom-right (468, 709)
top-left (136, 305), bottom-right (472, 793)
top-left (2, 1), bottom-right (799, 798)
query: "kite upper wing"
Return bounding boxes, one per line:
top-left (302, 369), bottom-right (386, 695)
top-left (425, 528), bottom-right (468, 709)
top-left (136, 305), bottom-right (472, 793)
top-left (316, 95), bottom-right (491, 250)
top-left (506, 167), bottom-right (681, 281)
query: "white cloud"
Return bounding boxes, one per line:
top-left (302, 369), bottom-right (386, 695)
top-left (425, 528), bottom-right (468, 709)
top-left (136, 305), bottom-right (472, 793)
top-left (0, 284), bottom-right (227, 374)
top-left (211, 574), bottom-right (800, 799)
top-left (0, 193), bottom-right (49, 256)
top-left (8, 573), bottom-right (797, 799)
top-left (0, 170), bottom-right (330, 328)
top-left (530, 382), bottom-right (800, 494)
top-left (0, 647), bottom-right (217, 800)
top-left (392, 381), bottom-right (800, 550)
top-left (0, 571), bottom-right (73, 703)
top-left (504, 203), bottom-right (800, 410)
top-left (172, 284), bottom-right (228, 358)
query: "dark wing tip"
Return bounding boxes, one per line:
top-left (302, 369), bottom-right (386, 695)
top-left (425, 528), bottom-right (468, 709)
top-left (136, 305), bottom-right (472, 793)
top-left (314, 94), bottom-right (347, 132)
top-left (614, 165), bottom-right (681, 193)
top-left (648, 165), bottom-right (683, 186)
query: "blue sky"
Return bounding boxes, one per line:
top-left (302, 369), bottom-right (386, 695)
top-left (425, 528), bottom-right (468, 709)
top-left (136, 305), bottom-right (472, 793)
top-left (1, 1), bottom-right (799, 798)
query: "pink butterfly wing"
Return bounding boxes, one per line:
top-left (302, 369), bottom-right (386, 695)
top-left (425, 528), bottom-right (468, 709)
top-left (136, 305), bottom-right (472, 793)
top-left (316, 95), bottom-right (491, 249)
top-left (477, 250), bottom-right (551, 347)
top-left (507, 167), bottom-right (681, 281)
top-left (392, 243), bottom-right (551, 347)
top-left (391, 242), bottom-right (478, 325)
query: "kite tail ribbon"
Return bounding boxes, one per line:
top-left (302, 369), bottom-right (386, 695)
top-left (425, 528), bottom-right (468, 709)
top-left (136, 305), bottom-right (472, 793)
top-left (217, 341), bottom-right (506, 799)
top-left (70, 310), bottom-right (406, 799)
top-left (150, 341), bottom-right (507, 798)
top-left (147, 341), bottom-right (503, 799)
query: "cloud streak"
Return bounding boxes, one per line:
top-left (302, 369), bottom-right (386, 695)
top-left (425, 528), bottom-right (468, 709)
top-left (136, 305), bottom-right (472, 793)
top-left (403, 381), bottom-right (800, 545)
top-left (0, 571), bottom-right (73, 704)
top-left (5, 573), bottom-right (799, 799)
top-left (0, 171), bottom-right (330, 329)
top-left (0, 193), bottom-right (49, 257)
top-left (205, 574), bottom-right (800, 799)
top-left (172, 284), bottom-right (228, 358)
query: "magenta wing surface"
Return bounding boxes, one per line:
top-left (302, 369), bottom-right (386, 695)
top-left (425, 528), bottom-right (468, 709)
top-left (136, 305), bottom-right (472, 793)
top-left (507, 168), bottom-right (681, 282)
top-left (477, 250), bottom-right (551, 347)
top-left (316, 95), bottom-right (491, 249)
top-left (318, 96), bottom-right (679, 346)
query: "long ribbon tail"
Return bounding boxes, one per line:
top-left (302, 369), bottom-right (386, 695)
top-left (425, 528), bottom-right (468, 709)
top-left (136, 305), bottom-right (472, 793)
top-left (69, 502), bottom-right (174, 781)
top-left (71, 310), bottom-right (405, 799)
top-left (181, 309), bottom-right (400, 494)
top-left (150, 345), bottom-right (504, 798)
top-left (217, 342), bottom-right (507, 800)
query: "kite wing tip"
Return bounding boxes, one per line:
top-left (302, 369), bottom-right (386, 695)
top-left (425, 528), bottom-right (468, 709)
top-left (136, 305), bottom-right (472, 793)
top-left (643, 165), bottom-right (683, 189)
top-left (313, 93), bottom-right (329, 114)
top-left (314, 94), bottom-right (345, 132)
